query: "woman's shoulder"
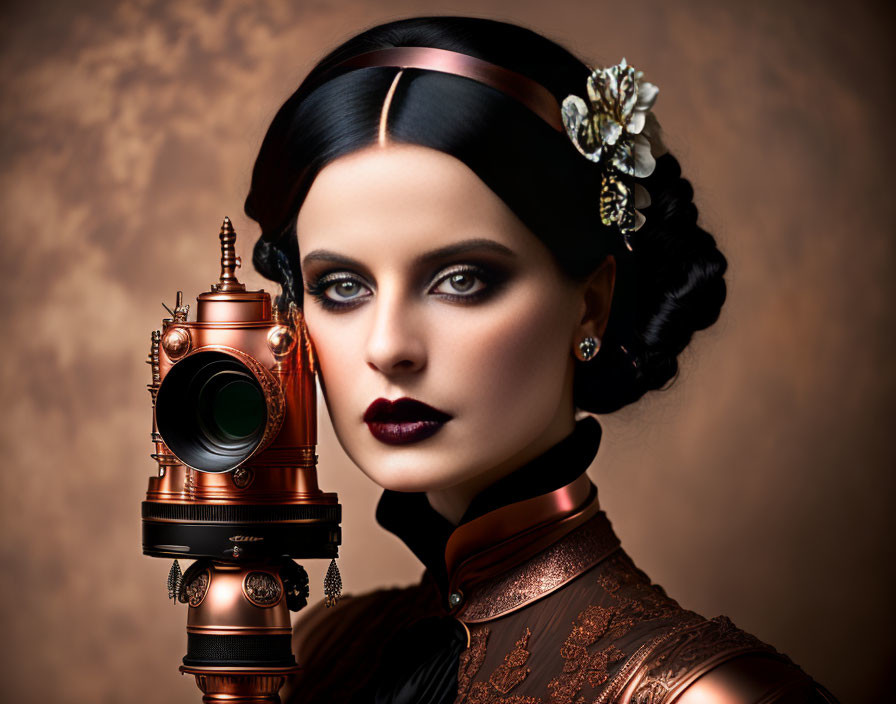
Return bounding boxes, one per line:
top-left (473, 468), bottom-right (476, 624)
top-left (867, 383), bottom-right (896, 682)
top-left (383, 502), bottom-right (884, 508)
top-left (569, 551), bottom-right (838, 703)
top-left (615, 614), bottom-right (838, 703)
top-left (454, 549), bottom-right (836, 703)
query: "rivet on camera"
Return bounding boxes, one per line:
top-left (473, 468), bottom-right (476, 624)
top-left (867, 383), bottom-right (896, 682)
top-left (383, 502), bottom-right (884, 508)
top-left (162, 326), bottom-right (192, 361)
top-left (231, 467), bottom-right (253, 489)
top-left (267, 322), bottom-right (297, 361)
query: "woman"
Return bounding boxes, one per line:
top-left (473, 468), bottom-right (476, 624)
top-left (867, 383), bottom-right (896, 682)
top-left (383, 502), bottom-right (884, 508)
top-left (244, 16), bottom-right (836, 704)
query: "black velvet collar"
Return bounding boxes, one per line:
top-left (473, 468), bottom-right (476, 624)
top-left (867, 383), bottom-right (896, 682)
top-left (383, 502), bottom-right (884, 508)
top-left (375, 415), bottom-right (602, 595)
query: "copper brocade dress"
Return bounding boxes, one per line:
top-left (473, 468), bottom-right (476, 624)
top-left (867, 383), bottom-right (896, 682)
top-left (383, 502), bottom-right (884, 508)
top-left (283, 417), bottom-right (836, 703)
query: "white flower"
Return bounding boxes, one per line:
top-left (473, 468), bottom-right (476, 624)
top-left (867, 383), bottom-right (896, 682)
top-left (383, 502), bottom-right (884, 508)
top-left (561, 58), bottom-right (661, 244)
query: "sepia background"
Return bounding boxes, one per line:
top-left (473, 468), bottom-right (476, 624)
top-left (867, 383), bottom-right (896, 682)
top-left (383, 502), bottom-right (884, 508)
top-left (1, 0), bottom-right (893, 701)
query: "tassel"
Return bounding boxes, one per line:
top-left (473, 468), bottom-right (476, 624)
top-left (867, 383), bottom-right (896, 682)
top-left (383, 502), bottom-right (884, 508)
top-left (323, 558), bottom-right (342, 608)
top-left (166, 560), bottom-right (183, 603)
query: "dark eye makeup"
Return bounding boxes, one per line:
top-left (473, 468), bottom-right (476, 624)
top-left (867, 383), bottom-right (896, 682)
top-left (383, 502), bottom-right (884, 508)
top-left (304, 272), bottom-right (372, 311)
top-left (303, 261), bottom-right (510, 312)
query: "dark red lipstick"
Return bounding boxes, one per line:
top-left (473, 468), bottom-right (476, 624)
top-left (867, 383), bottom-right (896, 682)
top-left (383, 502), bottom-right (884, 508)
top-left (363, 397), bottom-right (452, 445)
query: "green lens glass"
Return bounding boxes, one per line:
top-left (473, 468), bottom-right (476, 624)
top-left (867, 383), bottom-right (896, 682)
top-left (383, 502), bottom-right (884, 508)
top-left (211, 379), bottom-right (265, 439)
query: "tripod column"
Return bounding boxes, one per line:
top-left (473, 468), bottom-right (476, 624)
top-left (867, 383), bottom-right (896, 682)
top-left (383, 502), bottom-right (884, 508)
top-left (178, 561), bottom-right (301, 703)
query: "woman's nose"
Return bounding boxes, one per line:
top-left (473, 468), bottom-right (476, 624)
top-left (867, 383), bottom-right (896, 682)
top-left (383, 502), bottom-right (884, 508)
top-left (364, 292), bottom-right (426, 375)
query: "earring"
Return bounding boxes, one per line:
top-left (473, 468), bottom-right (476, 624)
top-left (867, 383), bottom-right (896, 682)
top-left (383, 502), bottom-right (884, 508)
top-left (578, 336), bottom-right (600, 361)
top-left (324, 558), bottom-right (342, 608)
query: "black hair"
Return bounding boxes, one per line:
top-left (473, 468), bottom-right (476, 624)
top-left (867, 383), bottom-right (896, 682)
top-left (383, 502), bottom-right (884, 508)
top-left (245, 16), bottom-right (727, 414)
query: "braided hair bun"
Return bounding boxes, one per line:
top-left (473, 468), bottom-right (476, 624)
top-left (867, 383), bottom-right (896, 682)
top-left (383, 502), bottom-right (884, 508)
top-left (575, 153), bottom-right (728, 413)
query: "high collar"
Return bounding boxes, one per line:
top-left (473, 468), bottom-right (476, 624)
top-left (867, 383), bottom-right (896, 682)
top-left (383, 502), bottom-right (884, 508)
top-left (375, 416), bottom-right (607, 613)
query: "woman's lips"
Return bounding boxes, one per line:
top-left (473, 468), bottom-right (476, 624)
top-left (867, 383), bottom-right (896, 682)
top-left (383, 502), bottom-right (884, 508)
top-left (363, 397), bottom-right (452, 445)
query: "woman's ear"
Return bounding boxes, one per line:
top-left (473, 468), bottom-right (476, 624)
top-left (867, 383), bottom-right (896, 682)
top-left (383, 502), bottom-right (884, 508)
top-left (572, 255), bottom-right (616, 361)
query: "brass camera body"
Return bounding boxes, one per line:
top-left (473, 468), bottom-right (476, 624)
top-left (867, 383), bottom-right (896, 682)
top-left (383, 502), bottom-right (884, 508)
top-left (141, 217), bottom-right (341, 702)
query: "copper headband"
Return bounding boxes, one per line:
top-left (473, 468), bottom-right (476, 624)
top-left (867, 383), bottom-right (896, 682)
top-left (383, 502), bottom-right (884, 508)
top-left (322, 46), bottom-right (564, 132)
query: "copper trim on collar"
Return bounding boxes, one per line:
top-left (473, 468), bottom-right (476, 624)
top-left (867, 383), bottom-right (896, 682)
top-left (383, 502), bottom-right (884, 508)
top-left (455, 507), bottom-right (621, 623)
top-left (445, 472), bottom-right (594, 576)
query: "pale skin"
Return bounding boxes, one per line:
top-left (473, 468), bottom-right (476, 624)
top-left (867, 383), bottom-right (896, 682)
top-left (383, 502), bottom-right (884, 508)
top-left (296, 143), bottom-right (615, 525)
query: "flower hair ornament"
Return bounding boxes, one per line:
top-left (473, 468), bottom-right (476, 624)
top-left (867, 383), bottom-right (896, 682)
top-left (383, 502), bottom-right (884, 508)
top-left (562, 58), bottom-right (667, 250)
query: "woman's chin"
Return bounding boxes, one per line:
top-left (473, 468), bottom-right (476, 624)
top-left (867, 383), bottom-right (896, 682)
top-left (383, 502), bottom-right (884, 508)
top-left (364, 466), bottom-right (448, 494)
top-left (357, 454), bottom-right (476, 495)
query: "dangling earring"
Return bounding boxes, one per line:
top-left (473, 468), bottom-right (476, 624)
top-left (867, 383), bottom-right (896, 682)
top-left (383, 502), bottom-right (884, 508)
top-left (577, 336), bottom-right (600, 361)
top-left (323, 558), bottom-right (342, 607)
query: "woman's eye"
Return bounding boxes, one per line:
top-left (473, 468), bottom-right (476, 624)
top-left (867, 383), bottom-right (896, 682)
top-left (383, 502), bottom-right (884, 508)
top-left (305, 273), bottom-right (372, 309)
top-left (431, 269), bottom-right (487, 297)
top-left (325, 279), bottom-right (368, 301)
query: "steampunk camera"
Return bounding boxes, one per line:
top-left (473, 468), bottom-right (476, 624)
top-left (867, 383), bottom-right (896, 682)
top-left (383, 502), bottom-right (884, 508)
top-left (141, 217), bottom-right (341, 702)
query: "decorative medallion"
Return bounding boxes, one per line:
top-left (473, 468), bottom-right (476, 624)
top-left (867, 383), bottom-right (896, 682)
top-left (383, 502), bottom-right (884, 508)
top-left (244, 571), bottom-right (283, 607)
top-left (182, 568), bottom-right (210, 607)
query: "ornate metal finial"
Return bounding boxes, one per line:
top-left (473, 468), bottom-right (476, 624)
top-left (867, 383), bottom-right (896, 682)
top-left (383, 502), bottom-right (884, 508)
top-left (173, 290), bottom-right (190, 322)
top-left (214, 216), bottom-right (246, 292)
top-left (147, 330), bottom-right (161, 390)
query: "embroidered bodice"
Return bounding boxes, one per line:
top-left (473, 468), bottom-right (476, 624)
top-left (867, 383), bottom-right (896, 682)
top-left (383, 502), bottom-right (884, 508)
top-left (283, 417), bottom-right (837, 703)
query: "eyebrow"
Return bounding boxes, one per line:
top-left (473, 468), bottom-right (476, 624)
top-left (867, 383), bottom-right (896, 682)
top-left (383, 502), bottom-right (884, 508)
top-left (301, 238), bottom-right (516, 269)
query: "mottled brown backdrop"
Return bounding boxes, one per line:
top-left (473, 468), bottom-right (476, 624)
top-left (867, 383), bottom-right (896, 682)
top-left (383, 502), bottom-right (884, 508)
top-left (1, 0), bottom-right (892, 702)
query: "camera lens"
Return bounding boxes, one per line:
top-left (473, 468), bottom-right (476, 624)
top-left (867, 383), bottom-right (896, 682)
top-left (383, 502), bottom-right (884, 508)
top-left (156, 351), bottom-right (271, 472)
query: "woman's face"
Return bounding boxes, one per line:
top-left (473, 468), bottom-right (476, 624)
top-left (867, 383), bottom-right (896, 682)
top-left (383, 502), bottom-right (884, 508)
top-left (296, 144), bottom-right (604, 498)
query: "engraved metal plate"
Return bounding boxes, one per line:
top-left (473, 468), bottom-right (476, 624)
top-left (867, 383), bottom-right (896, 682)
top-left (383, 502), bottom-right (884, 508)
top-left (184, 569), bottom-right (210, 607)
top-left (244, 571), bottom-right (282, 607)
